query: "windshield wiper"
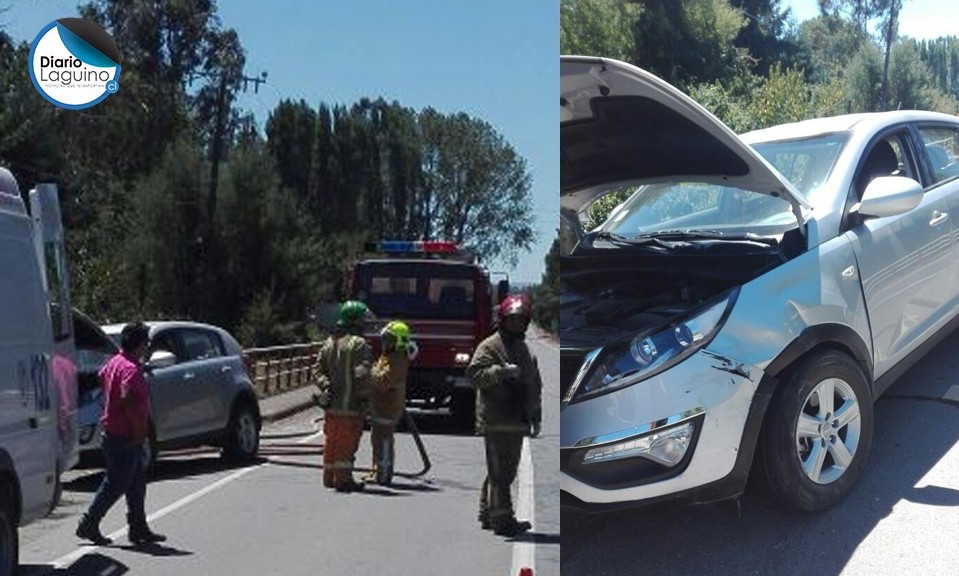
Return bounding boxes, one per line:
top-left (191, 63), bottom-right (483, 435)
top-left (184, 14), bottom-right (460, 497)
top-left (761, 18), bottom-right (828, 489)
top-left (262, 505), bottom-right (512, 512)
top-left (634, 229), bottom-right (778, 247)
top-left (581, 230), bottom-right (671, 249)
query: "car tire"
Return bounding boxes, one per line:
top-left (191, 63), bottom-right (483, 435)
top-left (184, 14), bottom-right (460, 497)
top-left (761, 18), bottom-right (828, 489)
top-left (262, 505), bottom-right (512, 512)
top-left (0, 505), bottom-right (17, 576)
top-left (756, 350), bottom-right (874, 512)
top-left (223, 403), bottom-right (260, 461)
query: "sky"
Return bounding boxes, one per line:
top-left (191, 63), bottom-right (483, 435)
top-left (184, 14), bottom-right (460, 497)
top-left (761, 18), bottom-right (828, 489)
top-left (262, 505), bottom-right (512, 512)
top-left (783, 0), bottom-right (959, 40)
top-left (1, 0), bottom-right (559, 284)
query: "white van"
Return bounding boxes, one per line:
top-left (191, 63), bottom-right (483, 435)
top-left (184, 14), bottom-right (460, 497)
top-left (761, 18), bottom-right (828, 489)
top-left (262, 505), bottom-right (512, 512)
top-left (0, 168), bottom-right (75, 575)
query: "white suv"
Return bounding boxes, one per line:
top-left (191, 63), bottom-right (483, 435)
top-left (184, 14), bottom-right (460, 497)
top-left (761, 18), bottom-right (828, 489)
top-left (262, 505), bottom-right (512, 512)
top-left (561, 57), bottom-right (959, 512)
top-left (80, 321), bottom-right (261, 469)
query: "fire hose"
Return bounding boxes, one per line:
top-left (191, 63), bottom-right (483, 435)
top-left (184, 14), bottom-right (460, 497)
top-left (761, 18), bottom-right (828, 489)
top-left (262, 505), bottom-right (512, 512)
top-left (258, 405), bottom-right (431, 479)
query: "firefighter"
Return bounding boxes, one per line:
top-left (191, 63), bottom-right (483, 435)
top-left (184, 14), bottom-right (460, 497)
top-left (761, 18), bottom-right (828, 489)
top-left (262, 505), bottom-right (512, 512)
top-left (365, 320), bottom-right (416, 486)
top-left (467, 294), bottom-right (542, 537)
top-left (312, 300), bottom-right (373, 492)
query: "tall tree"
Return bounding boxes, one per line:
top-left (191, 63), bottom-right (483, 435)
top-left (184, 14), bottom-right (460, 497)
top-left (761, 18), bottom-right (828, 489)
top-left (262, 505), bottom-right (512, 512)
top-left (419, 112), bottom-right (535, 266)
top-left (730, 0), bottom-right (804, 77)
top-left (634, 0), bottom-right (748, 88)
top-left (886, 39), bottom-right (933, 110)
top-left (532, 235), bottom-right (559, 334)
top-left (844, 43), bottom-right (884, 112)
top-left (560, 0), bottom-right (642, 60)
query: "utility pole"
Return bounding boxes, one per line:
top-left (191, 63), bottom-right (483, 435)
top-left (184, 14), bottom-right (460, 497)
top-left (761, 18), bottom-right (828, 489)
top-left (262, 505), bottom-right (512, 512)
top-left (189, 68), bottom-right (267, 320)
top-left (207, 70), bottom-right (268, 224)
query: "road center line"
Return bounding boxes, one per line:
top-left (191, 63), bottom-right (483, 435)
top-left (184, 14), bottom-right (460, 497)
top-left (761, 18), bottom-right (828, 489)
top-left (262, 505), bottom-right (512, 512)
top-left (510, 435), bottom-right (535, 576)
top-left (51, 429), bottom-right (324, 570)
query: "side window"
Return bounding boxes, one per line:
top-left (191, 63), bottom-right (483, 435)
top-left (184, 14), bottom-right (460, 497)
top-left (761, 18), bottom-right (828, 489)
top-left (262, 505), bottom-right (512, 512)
top-left (180, 330), bottom-right (221, 362)
top-left (150, 332), bottom-right (182, 363)
top-left (916, 126), bottom-right (959, 186)
top-left (854, 132), bottom-right (915, 201)
top-left (208, 332), bottom-right (227, 356)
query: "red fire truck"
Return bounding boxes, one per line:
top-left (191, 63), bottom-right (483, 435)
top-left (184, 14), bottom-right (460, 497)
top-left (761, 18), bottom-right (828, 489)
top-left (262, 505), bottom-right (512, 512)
top-left (349, 241), bottom-right (508, 429)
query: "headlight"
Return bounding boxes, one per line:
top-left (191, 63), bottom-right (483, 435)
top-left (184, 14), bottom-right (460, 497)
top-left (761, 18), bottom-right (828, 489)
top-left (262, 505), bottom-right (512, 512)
top-left (563, 288), bottom-right (738, 404)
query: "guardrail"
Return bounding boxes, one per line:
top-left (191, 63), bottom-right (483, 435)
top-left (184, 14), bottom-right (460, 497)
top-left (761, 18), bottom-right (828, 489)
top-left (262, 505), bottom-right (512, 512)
top-left (244, 342), bottom-right (322, 398)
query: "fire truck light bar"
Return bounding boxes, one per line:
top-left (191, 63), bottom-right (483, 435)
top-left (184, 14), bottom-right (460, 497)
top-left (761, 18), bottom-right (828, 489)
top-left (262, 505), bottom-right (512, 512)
top-left (373, 241), bottom-right (460, 254)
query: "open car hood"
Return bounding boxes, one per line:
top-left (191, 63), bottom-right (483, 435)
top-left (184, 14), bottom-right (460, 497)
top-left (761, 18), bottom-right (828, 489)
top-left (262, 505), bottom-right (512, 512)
top-left (560, 56), bottom-right (810, 227)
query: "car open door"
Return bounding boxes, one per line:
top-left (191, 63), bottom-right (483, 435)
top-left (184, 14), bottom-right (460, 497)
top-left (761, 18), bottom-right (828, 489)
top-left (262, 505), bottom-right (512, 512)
top-left (29, 183), bottom-right (79, 475)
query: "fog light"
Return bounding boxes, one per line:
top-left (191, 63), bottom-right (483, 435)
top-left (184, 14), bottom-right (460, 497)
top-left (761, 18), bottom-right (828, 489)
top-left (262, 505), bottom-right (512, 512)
top-left (455, 353), bottom-right (471, 365)
top-left (582, 422), bottom-right (694, 467)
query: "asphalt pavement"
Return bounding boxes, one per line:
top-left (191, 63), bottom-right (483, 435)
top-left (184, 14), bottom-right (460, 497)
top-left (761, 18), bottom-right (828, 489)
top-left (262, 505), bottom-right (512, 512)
top-left (16, 331), bottom-right (560, 576)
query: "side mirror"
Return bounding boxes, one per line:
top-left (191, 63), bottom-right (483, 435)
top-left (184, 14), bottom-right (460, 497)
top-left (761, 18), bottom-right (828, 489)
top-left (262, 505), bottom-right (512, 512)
top-left (497, 279), bottom-right (510, 304)
top-left (853, 176), bottom-right (923, 219)
top-left (146, 350), bottom-right (176, 371)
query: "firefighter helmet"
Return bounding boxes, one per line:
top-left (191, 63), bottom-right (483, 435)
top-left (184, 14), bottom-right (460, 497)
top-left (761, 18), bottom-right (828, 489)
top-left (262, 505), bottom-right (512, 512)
top-left (380, 320), bottom-right (412, 353)
top-left (497, 294), bottom-right (531, 324)
top-left (338, 300), bottom-right (369, 328)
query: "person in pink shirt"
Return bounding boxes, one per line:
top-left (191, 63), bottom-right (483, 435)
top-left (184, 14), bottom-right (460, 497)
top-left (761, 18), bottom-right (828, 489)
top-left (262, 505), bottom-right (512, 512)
top-left (76, 322), bottom-right (166, 546)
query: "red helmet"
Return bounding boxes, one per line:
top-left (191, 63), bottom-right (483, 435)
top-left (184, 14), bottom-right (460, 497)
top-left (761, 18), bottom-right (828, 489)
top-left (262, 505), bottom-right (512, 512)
top-left (498, 294), bottom-right (531, 323)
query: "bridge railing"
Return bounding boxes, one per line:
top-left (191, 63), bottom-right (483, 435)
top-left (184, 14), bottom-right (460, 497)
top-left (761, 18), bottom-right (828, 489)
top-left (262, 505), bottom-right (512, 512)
top-left (243, 342), bottom-right (322, 398)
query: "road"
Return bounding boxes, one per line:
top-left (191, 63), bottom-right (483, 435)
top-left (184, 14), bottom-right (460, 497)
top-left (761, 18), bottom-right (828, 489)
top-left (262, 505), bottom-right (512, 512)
top-left (18, 332), bottom-right (559, 576)
top-left (561, 329), bottom-right (959, 576)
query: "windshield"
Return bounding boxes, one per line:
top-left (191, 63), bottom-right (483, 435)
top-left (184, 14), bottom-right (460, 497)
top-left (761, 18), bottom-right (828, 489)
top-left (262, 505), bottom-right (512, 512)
top-left (355, 262), bottom-right (477, 321)
top-left (751, 132), bottom-right (848, 200)
top-left (596, 132), bottom-right (848, 239)
top-left (601, 181), bottom-right (796, 238)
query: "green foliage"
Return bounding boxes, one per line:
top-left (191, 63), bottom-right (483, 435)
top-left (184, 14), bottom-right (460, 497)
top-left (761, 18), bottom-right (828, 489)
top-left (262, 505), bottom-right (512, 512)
top-left (886, 39), bottom-right (933, 110)
top-left (266, 99), bottom-right (535, 267)
top-left (560, 0), bottom-right (642, 60)
top-left (531, 235), bottom-right (559, 334)
top-left (634, 0), bottom-right (750, 88)
top-left (798, 14), bottom-right (870, 83)
top-left (753, 64), bottom-right (812, 128)
top-left (687, 77), bottom-right (759, 133)
top-left (730, 0), bottom-right (805, 76)
top-left (843, 44), bottom-right (882, 112)
top-left (0, 0), bottom-right (538, 348)
top-left (585, 186), bottom-right (635, 230)
top-left (235, 288), bottom-right (302, 348)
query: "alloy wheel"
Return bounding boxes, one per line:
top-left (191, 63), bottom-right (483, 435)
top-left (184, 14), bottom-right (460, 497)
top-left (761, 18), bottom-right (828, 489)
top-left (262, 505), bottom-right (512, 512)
top-left (795, 377), bottom-right (862, 484)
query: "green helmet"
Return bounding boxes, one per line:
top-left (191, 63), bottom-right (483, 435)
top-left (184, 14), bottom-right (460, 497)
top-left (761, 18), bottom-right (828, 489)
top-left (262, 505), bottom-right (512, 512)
top-left (380, 320), bottom-right (411, 352)
top-left (338, 300), bottom-right (369, 330)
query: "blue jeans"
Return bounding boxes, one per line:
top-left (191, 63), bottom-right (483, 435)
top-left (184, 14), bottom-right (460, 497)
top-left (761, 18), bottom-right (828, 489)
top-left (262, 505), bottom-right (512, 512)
top-left (82, 433), bottom-right (147, 529)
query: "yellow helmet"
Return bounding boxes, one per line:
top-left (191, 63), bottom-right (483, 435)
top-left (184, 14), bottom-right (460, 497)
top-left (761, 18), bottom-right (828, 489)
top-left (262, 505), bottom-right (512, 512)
top-left (381, 320), bottom-right (411, 352)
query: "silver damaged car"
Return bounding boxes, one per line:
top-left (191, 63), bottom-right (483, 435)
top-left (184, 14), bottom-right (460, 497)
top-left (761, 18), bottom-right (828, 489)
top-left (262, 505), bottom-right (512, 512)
top-left (560, 56), bottom-right (959, 512)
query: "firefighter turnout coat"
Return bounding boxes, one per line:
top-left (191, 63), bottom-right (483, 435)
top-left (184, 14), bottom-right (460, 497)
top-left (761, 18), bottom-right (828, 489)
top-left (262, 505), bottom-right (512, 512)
top-left (313, 334), bottom-right (373, 416)
top-left (467, 331), bottom-right (542, 435)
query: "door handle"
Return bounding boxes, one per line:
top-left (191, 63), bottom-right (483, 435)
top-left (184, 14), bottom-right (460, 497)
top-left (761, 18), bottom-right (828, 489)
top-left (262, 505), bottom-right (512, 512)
top-left (929, 211), bottom-right (949, 226)
top-left (221, 366), bottom-right (232, 373)
top-left (183, 372), bottom-right (195, 380)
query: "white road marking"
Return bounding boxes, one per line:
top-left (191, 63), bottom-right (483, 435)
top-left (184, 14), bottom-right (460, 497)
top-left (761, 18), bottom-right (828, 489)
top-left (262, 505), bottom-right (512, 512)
top-left (510, 436), bottom-right (535, 576)
top-left (51, 429), bottom-right (324, 570)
